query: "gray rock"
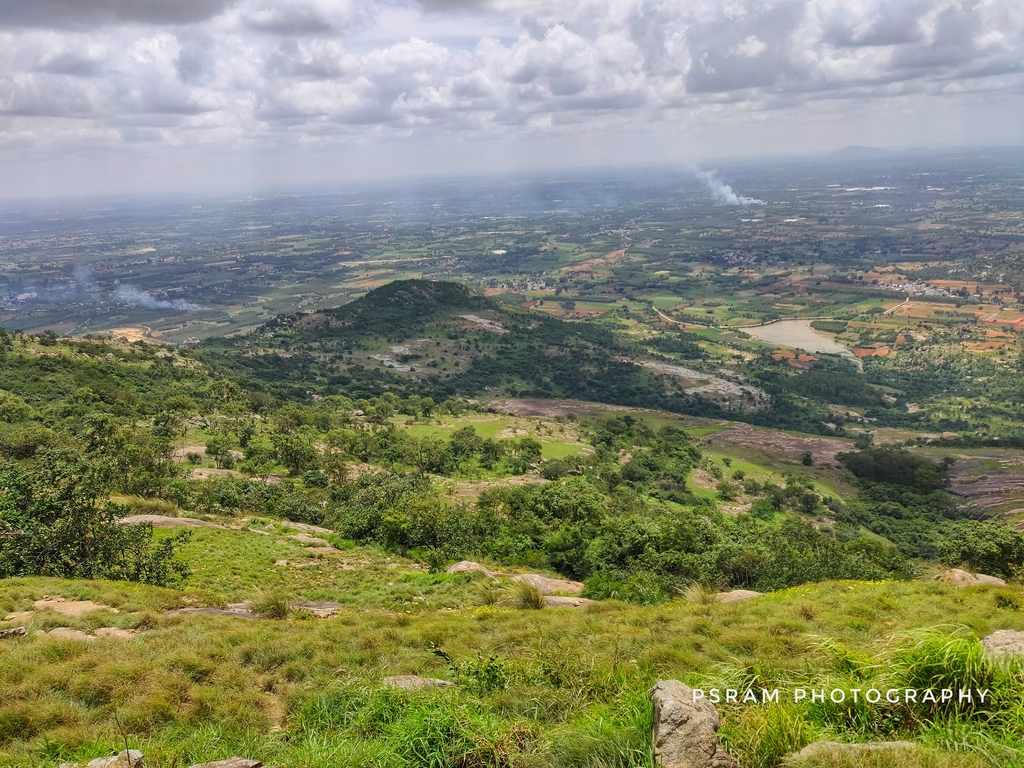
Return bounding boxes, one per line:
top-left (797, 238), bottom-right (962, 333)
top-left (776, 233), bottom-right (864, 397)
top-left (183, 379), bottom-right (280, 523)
top-left (186, 759), bottom-right (262, 768)
top-left (651, 680), bottom-right (739, 768)
top-left (715, 590), bottom-right (763, 604)
top-left (289, 601), bottom-right (346, 618)
top-left (0, 626), bottom-right (27, 639)
top-left (382, 675), bottom-right (453, 691)
top-left (48, 627), bottom-right (96, 642)
top-left (511, 573), bottom-right (584, 595)
top-left (981, 629), bottom-right (1024, 658)
top-left (86, 749), bottom-right (144, 768)
top-left (447, 560), bottom-right (494, 578)
top-left (164, 608), bottom-right (258, 620)
top-left (789, 740), bottom-right (915, 760)
top-left (935, 569), bottom-right (1006, 588)
top-left (542, 596), bottom-right (597, 608)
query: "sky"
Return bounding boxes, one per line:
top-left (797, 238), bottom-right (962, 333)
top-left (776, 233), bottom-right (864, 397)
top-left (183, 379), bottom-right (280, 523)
top-left (1, 0), bottom-right (1024, 197)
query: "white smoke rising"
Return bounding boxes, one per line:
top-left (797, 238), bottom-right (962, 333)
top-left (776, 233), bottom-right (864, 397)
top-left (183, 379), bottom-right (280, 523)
top-left (115, 285), bottom-right (206, 311)
top-left (696, 170), bottom-right (763, 206)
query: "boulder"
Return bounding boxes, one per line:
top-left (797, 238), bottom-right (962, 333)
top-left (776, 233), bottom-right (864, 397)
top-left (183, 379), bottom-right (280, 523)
top-left (86, 750), bottom-right (144, 768)
top-left (715, 590), bottom-right (763, 604)
top-left (186, 760), bottom-right (262, 768)
top-left (981, 629), bottom-right (1024, 658)
top-left (94, 627), bottom-right (138, 638)
top-left (935, 569), bottom-right (1007, 588)
top-left (0, 626), bottom-right (27, 640)
top-left (289, 600), bottom-right (345, 618)
top-left (651, 680), bottom-right (740, 768)
top-left (164, 607), bottom-right (258, 620)
top-left (48, 627), bottom-right (96, 642)
top-left (382, 675), bottom-right (453, 691)
top-left (543, 596), bottom-right (597, 608)
top-left (511, 573), bottom-right (584, 595)
top-left (281, 521), bottom-right (333, 534)
top-left (789, 741), bottom-right (914, 761)
top-left (447, 560), bottom-right (494, 578)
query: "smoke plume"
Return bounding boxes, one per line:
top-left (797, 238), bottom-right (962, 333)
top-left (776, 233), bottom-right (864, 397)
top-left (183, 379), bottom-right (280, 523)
top-left (115, 285), bottom-right (206, 311)
top-left (696, 170), bottom-right (763, 205)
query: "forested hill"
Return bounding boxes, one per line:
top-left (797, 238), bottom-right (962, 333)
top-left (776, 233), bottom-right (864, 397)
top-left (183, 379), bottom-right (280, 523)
top-left (200, 279), bottom-right (744, 419)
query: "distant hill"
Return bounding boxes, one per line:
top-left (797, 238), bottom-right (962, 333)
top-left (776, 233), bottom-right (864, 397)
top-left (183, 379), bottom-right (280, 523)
top-left (830, 145), bottom-right (893, 160)
top-left (201, 279), bottom-right (748, 419)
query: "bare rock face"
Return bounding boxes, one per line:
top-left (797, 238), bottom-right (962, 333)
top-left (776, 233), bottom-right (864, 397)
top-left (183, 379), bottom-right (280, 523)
top-left (86, 749), bottom-right (145, 768)
top-left (382, 675), bottom-right (453, 691)
top-left (187, 759), bottom-right (262, 768)
top-left (790, 741), bottom-right (914, 761)
top-left (94, 627), bottom-right (138, 638)
top-left (981, 629), bottom-right (1024, 658)
top-left (48, 627), bottom-right (96, 642)
top-left (935, 569), bottom-right (1006, 588)
top-left (511, 573), bottom-right (584, 595)
top-left (447, 560), bottom-right (494, 578)
top-left (119, 515), bottom-right (224, 529)
top-left (651, 680), bottom-right (739, 768)
top-left (289, 601), bottom-right (345, 618)
top-left (542, 596), bottom-right (598, 608)
top-left (715, 590), bottom-right (762, 604)
top-left (34, 598), bottom-right (118, 616)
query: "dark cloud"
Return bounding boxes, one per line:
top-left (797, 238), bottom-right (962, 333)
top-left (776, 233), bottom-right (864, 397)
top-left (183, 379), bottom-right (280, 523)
top-left (36, 50), bottom-right (108, 77)
top-left (175, 36), bottom-right (216, 84)
top-left (0, 0), bottom-right (236, 28)
top-left (244, 6), bottom-right (339, 35)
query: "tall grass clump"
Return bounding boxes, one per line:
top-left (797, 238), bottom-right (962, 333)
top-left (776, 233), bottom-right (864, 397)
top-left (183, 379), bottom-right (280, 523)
top-left (514, 582), bottom-right (544, 610)
top-left (250, 589), bottom-right (291, 619)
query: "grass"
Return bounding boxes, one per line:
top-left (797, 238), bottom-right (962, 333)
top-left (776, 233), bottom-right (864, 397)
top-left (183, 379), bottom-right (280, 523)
top-left (3, 526), bottom-right (1024, 768)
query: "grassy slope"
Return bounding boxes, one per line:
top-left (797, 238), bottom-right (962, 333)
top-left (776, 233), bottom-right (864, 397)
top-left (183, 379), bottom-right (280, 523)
top-left (1, 524), bottom-right (1023, 768)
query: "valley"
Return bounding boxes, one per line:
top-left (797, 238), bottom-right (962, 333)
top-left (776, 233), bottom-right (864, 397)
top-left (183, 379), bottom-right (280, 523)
top-left (3, 153), bottom-right (1024, 768)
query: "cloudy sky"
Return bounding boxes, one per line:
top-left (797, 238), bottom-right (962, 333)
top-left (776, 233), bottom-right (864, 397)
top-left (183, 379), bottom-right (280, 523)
top-left (2, 0), bottom-right (1023, 197)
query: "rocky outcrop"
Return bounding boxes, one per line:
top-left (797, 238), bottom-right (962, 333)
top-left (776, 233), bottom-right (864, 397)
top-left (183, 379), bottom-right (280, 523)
top-left (715, 590), bottom-right (762, 604)
top-left (119, 515), bottom-right (224, 528)
top-left (542, 596), bottom-right (597, 608)
top-left (447, 560), bottom-right (495, 578)
top-left (34, 598), bottom-right (118, 616)
top-left (651, 680), bottom-right (740, 768)
top-left (63, 753), bottom-right (262, 768)
top-left (789, 741), bottom-right (914, 761)
top-left (289, 601), bottom-right (346, 618)
top-left (47, 627), bottom-right (96, 642)
top-left (511, 573), bottom-right (584, 595)
top-left (382, 675), bottom-right (453, 691)
top-left (85, 749), bottom-right (145, 767)
top-left (934, 569), bottom-right (1006, 587)
top-left (981, 629), bottom-right (1024, 658)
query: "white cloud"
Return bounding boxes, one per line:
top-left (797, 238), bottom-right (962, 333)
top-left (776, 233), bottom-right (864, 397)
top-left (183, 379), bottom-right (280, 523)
top-left (1, 0), bottom-right (1023, 193)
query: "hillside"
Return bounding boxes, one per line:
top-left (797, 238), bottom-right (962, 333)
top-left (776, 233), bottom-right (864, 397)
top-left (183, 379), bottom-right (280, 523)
top-left (3, 321), bottom-right (1024, 768)
top-left (201, 279), bottom-right (766, 416)
top-left (2, 535), bottom-right (1024, 768)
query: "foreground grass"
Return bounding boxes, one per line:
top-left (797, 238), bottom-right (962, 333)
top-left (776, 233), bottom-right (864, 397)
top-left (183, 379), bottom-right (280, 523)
top-left (2, 571), bottom-right (1024, 768)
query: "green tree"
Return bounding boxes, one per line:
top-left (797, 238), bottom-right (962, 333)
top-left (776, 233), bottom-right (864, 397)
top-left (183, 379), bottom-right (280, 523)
top-left (0, 451), bottom-right (190, 585)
